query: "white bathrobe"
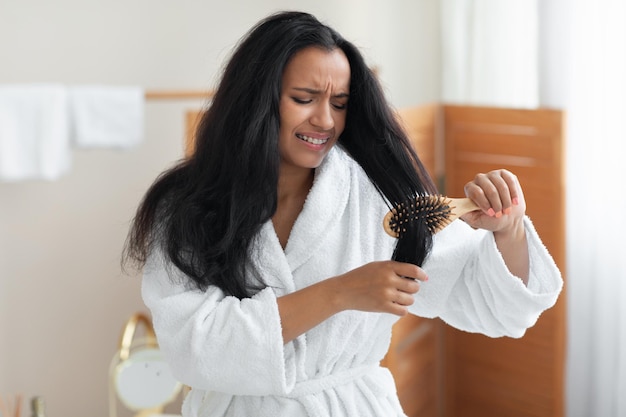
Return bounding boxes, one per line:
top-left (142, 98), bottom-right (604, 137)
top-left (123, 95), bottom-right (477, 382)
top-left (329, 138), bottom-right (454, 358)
top-left (142, 146), bottom-right (563, 417)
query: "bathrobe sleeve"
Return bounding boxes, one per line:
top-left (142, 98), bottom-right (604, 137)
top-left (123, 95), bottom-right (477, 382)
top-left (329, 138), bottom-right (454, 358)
top-left (141, 251), bottom-right (296, 396)
top-left (409, 216), bottom-right (563, 338)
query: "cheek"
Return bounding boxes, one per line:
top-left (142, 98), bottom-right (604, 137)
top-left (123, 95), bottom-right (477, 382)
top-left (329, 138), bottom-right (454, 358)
top-left (279, 101), bottom-right (304, 132)
top-left (334, 113), bottom-right (347, 135)
top-left (278, 103), bottom-right (302, 151)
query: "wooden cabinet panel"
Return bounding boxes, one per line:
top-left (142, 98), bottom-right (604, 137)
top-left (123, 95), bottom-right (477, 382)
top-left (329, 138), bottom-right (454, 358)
top-left (396, 104), bottom-right (441, 181)
top-left (382, 315), bottom-right (443, 417)
top-left (442, 105), bottom-right (566, 417)
top-left (185, 110), bottom-right (202, 157)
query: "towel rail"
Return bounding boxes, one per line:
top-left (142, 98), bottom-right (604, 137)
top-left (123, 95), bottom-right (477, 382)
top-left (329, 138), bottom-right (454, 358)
top-left (144, 90), bottom-right (214, 100)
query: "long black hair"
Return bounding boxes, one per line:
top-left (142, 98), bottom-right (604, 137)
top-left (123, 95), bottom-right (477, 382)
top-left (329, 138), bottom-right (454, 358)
top-left (123, 11), bottom-right (437, 299)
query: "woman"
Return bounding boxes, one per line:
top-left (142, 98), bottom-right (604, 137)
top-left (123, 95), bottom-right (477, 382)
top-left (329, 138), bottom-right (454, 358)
top-left (124, 11), bottom-right (562, 417)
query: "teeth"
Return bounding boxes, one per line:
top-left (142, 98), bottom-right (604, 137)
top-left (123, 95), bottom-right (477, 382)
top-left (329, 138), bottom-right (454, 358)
top-left (297, 134), bottom-right (328, 145)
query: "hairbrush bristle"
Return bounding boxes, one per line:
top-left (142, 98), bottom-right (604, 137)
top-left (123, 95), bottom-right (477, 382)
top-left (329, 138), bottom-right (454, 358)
top-left (384, 195), bottom-right (454, 238)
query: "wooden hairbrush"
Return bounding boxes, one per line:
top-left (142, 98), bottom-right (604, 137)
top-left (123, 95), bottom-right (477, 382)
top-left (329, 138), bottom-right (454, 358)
top-left (383, 195), bottom-right (480, 238)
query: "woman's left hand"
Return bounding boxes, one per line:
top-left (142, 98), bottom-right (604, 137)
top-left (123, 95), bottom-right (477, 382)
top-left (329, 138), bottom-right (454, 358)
top-left (460, 169), bottom-right (526, 233)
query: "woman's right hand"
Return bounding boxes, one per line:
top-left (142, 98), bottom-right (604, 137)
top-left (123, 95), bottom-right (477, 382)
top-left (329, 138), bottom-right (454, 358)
top-left (278, 260), bottom-right (427, 344)
top-left (331, 261), bottom-right (428, 316)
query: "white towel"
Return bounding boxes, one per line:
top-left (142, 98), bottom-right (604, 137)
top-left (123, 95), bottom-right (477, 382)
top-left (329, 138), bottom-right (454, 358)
top-left (69, 85), bottom-right (144, 149)
top-left (0, 84), bottom-right (72, 181)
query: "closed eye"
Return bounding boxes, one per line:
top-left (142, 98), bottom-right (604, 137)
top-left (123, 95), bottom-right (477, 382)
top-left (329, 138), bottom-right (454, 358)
top-left (292, 97), bottom-right (312, 105)
top-left (291, 96), bottom-right (347, 110)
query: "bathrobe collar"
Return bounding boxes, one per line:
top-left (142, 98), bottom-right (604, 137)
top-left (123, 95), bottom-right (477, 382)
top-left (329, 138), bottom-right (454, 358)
top-left (253, 147), bottom-right (351, 291)
top-left (284, 146), bottom-right (350, 271)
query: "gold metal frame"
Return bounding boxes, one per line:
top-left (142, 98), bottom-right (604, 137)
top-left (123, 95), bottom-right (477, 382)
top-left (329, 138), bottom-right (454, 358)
top-left (109, 312), bottom-right (180, 417)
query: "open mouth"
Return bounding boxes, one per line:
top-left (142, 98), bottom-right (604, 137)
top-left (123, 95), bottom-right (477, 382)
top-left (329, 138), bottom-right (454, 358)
top-left (296, 134), bottom-right (329, 145)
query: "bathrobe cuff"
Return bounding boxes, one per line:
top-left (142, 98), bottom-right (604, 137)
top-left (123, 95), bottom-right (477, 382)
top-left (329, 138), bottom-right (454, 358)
top-left (141, 254), bottom-right (296, 396)
top-left (412, 216), bottom-right (563, 338)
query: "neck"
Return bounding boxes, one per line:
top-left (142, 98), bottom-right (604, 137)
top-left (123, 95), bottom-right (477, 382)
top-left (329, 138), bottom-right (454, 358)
top-left (277, 166), bottom-right (314, 201)
top-left (272, 166), bottom-right (315, 249)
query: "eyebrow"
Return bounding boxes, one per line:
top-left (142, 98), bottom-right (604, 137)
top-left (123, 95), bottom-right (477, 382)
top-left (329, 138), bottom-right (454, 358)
top-left (292, 87), bottom-right (349, 98)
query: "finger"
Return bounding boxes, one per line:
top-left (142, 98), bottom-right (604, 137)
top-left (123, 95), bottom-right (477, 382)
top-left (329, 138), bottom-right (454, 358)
top-left (464, 178), bottom-right (497, 216)
top-left (467, 171), bottom-right (512, 217)
top-left (391, 261), bottom-right (428, 282)
top-left (388, 304), bottom-right (409, 316)
top-left (393, 291), bottom-right (415, 307)
top-left (486, 171), bottom-right (512, 216)
top-left (396, 276), bottom-right (421, 295)
top-left (499, 169), bottom-right (522, 208)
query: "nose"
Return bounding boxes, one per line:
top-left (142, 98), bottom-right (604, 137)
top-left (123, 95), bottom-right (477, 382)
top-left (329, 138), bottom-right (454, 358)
top-left (310, 101), bottom-right (334, 130)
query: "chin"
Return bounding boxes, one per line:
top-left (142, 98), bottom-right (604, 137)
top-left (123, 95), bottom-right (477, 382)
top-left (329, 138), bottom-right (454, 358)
top-left (302, 153), bottom-right (330, 169)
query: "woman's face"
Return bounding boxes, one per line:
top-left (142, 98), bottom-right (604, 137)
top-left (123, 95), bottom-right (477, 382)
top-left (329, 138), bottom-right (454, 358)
top-left (278, 46), bottom-right (351, 173)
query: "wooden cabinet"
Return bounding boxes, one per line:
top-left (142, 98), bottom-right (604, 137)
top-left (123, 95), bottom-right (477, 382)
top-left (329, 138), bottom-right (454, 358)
top-left (441, 105), bottom-right (566, 417)
top-left (385, 104), bottom-right (566, 417)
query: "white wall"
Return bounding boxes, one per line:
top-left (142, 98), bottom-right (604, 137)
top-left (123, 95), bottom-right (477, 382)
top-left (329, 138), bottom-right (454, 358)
top-left (0, 1), bottom-right (440, 416)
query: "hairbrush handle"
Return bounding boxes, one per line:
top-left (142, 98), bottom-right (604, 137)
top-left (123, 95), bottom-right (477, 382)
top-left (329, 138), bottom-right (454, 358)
top-left (445, 197), bottom-right (481, 220)
top-left (383, 196), bottom-right (480, 238)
